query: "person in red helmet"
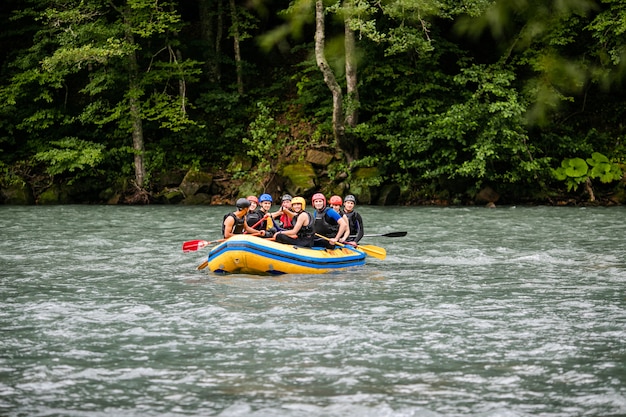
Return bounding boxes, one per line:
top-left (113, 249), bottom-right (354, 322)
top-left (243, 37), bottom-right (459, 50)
top-left (311, 192), bottom-right (348, 249)
top-left (245, 195), bottom-right (262, 228)
top-left (329, 195), bottom-right (352, 244)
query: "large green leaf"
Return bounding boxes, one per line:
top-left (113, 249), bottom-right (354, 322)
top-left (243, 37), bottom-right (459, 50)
top-left (586, 152), bottom-right (609, 166)
top-left (564, 158), bottom-right (588, 178)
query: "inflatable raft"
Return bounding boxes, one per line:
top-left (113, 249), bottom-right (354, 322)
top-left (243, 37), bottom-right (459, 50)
top-left (205, 234), bottom-right (366, 275)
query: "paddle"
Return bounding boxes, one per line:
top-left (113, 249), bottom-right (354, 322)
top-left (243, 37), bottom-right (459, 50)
top-left (183, 214), bottom-right (269, 252)
top-left (183, 238), bottom-right (226, 252)
top-left (362, 231), bottom-right (407, 238)
top-left (315, 233), bottom-right (386, 260)
top-left (196, 230), bottom-right (264, 270)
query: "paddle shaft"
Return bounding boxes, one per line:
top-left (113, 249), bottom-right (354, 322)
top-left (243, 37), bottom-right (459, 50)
top-left (184, 214), bottom-right (269, 252)
top-left (359, 231), bottom-right (407, 238)
top-left (314, 233), bottom-right (386, 260)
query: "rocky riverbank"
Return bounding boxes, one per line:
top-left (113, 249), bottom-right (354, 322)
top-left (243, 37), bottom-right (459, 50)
top-left (0, 150), bottom-right (403, 206)
top-left (2, 148), bottom-right (625, 207)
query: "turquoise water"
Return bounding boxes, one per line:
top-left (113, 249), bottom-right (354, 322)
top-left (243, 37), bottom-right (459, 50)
top-left (1, 205), bottom-right (625, 416)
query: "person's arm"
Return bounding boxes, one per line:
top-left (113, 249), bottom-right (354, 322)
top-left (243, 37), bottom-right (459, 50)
top-left (325, 210), bottom-right (347, 244)
top-left (279, 207), bottom-right (295, 219)
top-left (269, 210), bottom-right (283, 219)
top-left (324, 209), bottom-right (350, 245)
top-left (339, 215), bottom-right (351, 242)
top-left (223, 216), bottom-right (235, 238)
top-left (334, 216), bottom-right (348, 243)
top-left (244, 220), bottom-right (263, 235)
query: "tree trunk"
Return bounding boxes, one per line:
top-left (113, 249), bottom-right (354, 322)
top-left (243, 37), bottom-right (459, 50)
top-left (315, 0), bottom-right (356, 163)
top-left (229, 0), bottom-right (244, 94)
top-left (344, 11), bottom-right (359, 129)
top-left (125, 29), bottom-right (146, 189)
top-left (199, 0), bottom-right (222, 82)
top-left (585, 177), bottom-right (595, 202)
top-left (176, 48), bottom-right (187, 113)
top-left (344, 8), bottom-right (359, 160)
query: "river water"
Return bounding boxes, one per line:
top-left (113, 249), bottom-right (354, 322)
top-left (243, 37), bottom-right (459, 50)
top-left (1, 205), bottom-right (625, 417)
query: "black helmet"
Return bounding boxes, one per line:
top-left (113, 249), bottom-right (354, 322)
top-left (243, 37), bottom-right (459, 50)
top-left (236, 197), bottom-right (251, 209)
top-left (344, 194), bottom-right (356, 203)
top-left (281, 194), bottom-right (293, 201)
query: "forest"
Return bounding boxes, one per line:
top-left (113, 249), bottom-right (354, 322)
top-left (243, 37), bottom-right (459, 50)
top-left (0, 0), bottom-right (625, 206)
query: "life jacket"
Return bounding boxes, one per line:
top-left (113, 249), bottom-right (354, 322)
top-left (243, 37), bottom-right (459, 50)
top-left (222, 212), bottom-right (245, 237)
top-left (345, 211), bottom-right (361, 236)
top-left (256, 208), bottom-right (276, 231)
top-left (294, 211), bottom-right (313, 239)
top-left (246, 209), bottom-right (263, 229)
top-left (313, 207), bottom-right (339, 237)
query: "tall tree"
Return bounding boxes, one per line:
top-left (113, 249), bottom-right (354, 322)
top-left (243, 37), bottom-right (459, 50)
top-left (344, 3), bottom-right (359, 130)
top-left (315, 0), bottom-right (349, 161)
top-left (199, 0), bottom-right (224, 83)
top-left (2, 0), bottom-right (200, 198)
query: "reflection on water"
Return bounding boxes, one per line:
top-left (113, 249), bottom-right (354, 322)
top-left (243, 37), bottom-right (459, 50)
top-left (0, 205), bottom-right (625, 417)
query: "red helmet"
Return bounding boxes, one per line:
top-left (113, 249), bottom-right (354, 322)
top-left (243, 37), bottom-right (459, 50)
top-left (311, 193), bottom-right (326, 206)
top-left (247, 195), bottom-right (259, 203)
top-left (329, 195), bottom-right (342, 205)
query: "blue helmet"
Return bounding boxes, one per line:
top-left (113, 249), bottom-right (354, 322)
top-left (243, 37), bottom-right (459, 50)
top-left (259, 193), bottom-right (273, 203)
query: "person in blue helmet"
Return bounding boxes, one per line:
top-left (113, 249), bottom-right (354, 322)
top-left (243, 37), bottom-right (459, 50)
top-left (311, 192), bottom-right (348, 249)
top-left (255, 193), bottom-right (279, 237)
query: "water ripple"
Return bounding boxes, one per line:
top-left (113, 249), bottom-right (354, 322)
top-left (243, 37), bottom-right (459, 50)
top-left (1, 206), bottom-right (625, 416)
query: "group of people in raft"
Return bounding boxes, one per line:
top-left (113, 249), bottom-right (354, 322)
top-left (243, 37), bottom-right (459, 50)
top-left (222, 193), bottom-right (364, 249)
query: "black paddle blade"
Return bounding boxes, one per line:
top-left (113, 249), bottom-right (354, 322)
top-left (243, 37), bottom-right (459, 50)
top-left (383, 231), bottom-right (407, 237)
top-left (360, 231), bottom-right (407, 238)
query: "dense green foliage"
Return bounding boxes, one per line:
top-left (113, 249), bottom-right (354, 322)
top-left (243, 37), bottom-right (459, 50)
top-left (0, 0), bottom-right (624, 204)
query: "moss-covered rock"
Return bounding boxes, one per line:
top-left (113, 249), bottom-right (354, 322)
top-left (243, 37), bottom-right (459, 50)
top-left (227, 155), bottom-right (253, 174)
top-left (158, 188), bottom-right (186, 204)
top-left (353, 167), bottom-right (380, 181)
top-left (347, 167), bottom-right (382, 204)
top-left (280, 162), bottom-right (316, 196)
top-left (37, 184), bottom-right (71, 205)
top-left (180, 170), bottom-right (213, 197)
top-left (1, 182), bottom-right (35, 205)
top-left (475, 186), bottom-right (500, 204)
top-left (182, 193), bottom-right (213, 205)
top-left (238, 182), bottom-right (262, 199)
top-left (155, 169), bottom-right (186, 188)
top-left (306, 149), bottom-right (334, 166)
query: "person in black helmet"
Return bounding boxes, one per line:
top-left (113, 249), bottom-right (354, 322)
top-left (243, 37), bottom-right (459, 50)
top-left (222, 198), bottom-right (261, 238)
top-left (343, 194), bottom-right (364, 243)
top-left (276, 194), bottom-right (294, 230)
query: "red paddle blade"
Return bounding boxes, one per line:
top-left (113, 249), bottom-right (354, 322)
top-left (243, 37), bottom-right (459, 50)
top-left (182, 239), bottom-right (209, 252)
